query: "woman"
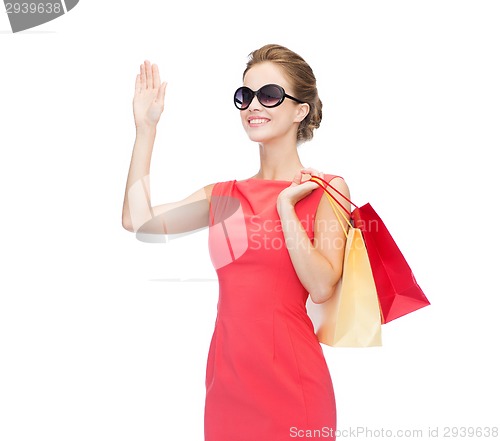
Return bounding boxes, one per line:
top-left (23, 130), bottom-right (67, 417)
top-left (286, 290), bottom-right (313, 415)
top-left (122, 44), bottom-right (350, 440)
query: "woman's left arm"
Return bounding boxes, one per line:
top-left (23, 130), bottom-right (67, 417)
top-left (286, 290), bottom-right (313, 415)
top-left (277, 168), bottom-right (350, 304)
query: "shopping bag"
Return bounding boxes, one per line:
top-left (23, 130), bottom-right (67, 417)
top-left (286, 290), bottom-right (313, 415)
top-left (351, 203), bottom-right (430, 323)
top-left (307, 184), bottom-right (382, 347)
top-left (310, 176), bottom-right (430, 324)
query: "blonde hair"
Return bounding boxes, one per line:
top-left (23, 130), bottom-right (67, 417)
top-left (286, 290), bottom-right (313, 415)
top-left (243, 44), bottom-right (322, 144)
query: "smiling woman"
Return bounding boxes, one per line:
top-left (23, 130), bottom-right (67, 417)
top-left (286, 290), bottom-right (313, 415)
top-left (238, 60), bottom-right (314, 147)
top-left (241, 44), bottom-right (323, 145)
top-left (122, 43), bottom-right (350, 441)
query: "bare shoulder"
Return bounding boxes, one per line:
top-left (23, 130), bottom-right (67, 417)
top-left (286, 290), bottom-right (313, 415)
top-left (203, 182), bottom-right (216, 204)
top-left (319, 174), bottom-right (351, 215)
top-left (203, 178), bottom-right (239, 205)
top-left (327, 175), bottom-right (350, 199)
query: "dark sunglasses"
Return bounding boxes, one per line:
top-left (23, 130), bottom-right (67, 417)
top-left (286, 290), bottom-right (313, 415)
top-left (233, 84), bottom-right (305, 110)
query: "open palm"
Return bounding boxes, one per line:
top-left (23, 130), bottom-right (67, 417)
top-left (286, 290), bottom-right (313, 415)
top-left (133, 60), bottom-right (167, 129)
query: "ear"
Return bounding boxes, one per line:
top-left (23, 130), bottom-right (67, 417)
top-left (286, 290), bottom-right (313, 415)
top-left (294, 103), bottom-right (310, 123)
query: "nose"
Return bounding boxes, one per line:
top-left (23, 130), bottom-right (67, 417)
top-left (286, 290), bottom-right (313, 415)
top-left (248, 93), bottom-right (262, 111)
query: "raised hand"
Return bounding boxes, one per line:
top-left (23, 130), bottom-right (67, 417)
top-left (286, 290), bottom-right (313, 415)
top-left (133, 60), bottom-right (167, 130)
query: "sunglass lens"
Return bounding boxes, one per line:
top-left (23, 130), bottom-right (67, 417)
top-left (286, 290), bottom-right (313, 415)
top-left (234, 87), bottom-right (253, 109)
top-left (258, 85), bottom-right (283, 107)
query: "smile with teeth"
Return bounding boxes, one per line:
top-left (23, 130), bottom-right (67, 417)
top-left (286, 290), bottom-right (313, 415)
top-left (249, 118), bottom-right (270, 126)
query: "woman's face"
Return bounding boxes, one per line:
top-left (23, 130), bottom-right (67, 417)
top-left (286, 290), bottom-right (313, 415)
top-left (240, 62), bottom-right (308, 145)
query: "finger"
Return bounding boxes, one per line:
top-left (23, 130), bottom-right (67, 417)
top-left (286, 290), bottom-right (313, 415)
top-left (290, 170), bottom-right (302, 185)
top-left (152, 63), bottom-right (160, 89)
top-left (301, 167), bottom-right (320, 176)
top-left (135, 74), bottom-right (141, 93)
top-left (158, 81), bottom-right (167, 103)
top-left (299, 169), bottom-right (314, 184)
top-left (306, 180), bottom-right (320, 188)
top-left (141, 63), bottom-right (148, 92)
top-left (145, 60), bottom-right (152, 89)
top-left (302, 167), bottom-right (323, 183)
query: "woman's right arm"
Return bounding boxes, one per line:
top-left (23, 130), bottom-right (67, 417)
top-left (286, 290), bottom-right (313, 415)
top-left (122, 60), bottom-right (214, 234)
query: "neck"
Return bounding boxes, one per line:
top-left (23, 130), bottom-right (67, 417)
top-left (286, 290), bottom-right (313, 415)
top-left (253, 137), bottom-right (304, 181)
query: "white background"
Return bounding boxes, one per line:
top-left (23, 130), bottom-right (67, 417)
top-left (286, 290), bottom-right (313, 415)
top-left (1, 1), bottom-right (499, 440)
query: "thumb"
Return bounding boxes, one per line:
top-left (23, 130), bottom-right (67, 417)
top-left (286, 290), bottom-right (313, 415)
top-left (158, 81), bottom-right (167, 103)
top-left (291, 170), bottom-right (302, 186)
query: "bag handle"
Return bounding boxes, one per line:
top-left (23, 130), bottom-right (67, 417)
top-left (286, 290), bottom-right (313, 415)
top-left (309, 175), bottom-right (358, 215)
top-left (312, 176), bottom-right (352, 238)
top-left (324, 189), bottom-right (350, 239)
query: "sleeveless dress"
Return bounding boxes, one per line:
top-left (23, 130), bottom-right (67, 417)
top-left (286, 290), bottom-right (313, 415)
top-left (204, 176), bottom-right (337, 441)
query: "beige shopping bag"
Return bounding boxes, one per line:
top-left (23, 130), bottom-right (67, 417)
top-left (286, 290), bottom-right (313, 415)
top-left (308, 179), bottom-right (382, 347)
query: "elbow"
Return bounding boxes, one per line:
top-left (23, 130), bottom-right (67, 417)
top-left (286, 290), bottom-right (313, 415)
top-left (309, 270), bottom-right (342, 304)
top-left (122, 215), bottom-right (135, 233)
top-left (309, 284), bottom-right (336, 304)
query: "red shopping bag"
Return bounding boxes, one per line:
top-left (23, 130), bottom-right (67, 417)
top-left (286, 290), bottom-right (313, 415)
top-left (310, 176), bottom-right (430, 324)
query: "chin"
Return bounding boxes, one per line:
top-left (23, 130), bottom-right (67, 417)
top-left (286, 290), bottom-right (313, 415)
top-left (247, 134), bottom-right (267, 143)
top-left (245, 128), bottom-right (272, 144)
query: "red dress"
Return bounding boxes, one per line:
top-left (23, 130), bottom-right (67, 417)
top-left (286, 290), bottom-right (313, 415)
top-left (205, 176), bottom-right (337, 441)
